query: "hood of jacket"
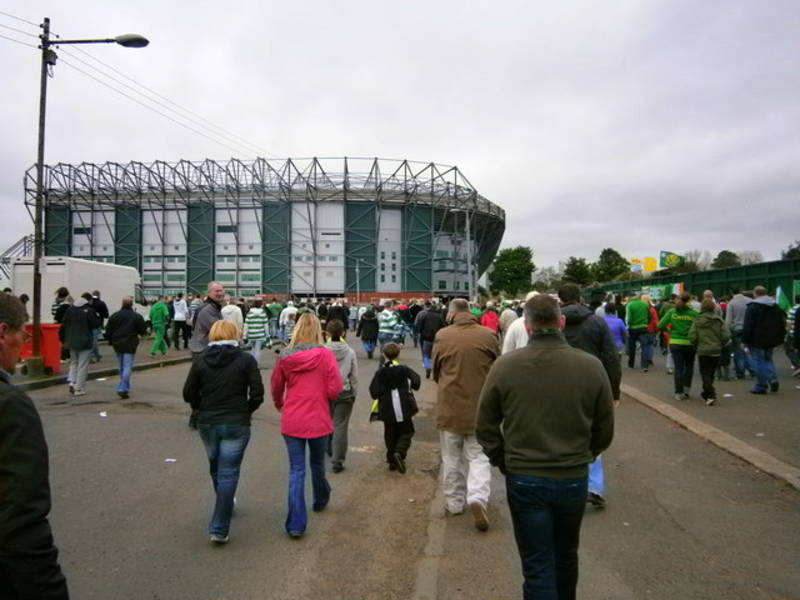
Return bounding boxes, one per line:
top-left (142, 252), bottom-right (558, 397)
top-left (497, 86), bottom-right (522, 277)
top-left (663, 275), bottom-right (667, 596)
top-left (278, 343), bottom-right (327, 372)
top-left (752, 296), bottom-right (776, 307)
top-left (362, 311), bottom-right (376, 320)
top-left (561, 303), bottom-right (593, 326)
top-left (202, 341), bottom-right (241, 368)
top-left (327, 341), bottom-right (352, 362)
top-left (694, 311), bottom-right (724, 328)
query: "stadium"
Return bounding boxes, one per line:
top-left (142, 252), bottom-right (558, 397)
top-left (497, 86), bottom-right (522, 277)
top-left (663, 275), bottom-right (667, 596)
top-left (24, 157), bottom-right (505, 299)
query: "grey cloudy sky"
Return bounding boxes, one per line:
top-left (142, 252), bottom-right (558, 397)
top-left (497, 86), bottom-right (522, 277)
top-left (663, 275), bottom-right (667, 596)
top-left (1, 0), bottom-right (798, 270)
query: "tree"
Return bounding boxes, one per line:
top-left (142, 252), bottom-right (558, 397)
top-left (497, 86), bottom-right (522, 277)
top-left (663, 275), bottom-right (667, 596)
top-left (562, 256), bottom-right (593, 286)
top-left (739, 250), bottom-right (764, 265)
top-left (488, 246), bottom-right (535, 296)
top-left (710, 250), bottom-right (741, 269)
top-left (684, 249), bottom-right (712, 270)
top-left (532, 266), bottom-right (562, 293)
top-left (591, 247), bottom-right (630, 283)
top-left (782, 240), bottom-right (800, 260)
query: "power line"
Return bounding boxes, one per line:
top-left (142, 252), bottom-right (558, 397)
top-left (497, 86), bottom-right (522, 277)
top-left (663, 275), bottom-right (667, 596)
top-left (58, 46), bottom-right (270, 159)
top-left (0, 21), bottom-right (39, 38)
top-left (58, 56), bottom-right (257, 158)
top-left (0, 32), bottom-right (37, 49)
top-left (65, 45), bottom-right (275, 158)
top-left (0, 9), bottom-right (39, 27)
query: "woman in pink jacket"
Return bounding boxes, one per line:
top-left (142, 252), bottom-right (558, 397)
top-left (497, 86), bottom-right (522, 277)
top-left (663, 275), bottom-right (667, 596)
top-left (270, 313), bottom-right (342, 538)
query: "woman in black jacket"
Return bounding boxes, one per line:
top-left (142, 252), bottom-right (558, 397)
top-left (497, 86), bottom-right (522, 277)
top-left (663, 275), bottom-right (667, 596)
top-left (356, 308), bottom-right (379, 359)
top-left (182, 320), bottom-right (264, 544)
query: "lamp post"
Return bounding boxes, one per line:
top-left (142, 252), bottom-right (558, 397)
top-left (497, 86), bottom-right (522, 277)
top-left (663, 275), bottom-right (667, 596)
top-left (29, 17), bottom-right (148, 375)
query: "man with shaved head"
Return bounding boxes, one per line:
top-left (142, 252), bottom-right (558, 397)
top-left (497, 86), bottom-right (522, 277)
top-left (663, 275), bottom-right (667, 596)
top-left (187, 281), bottom-right (226, 427)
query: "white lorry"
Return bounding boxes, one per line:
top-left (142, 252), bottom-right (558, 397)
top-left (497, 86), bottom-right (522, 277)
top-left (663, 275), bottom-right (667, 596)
top-left (11, 256), bottom-right (145, 324)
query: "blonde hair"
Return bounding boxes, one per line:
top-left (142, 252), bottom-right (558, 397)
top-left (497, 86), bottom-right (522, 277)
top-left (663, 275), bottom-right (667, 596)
top-left (289, 312), bottom-right (324, 346)
top-left (209, 319), bottom-right (240, 342)
top-left (641, 294), bottom-right (652, 306)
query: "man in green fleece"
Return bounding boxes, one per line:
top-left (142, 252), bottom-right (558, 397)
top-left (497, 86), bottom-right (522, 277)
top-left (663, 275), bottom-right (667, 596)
top-left (625, 293), bottom-right (652, 370)
top-left (148, 296), bottom-right (170, 357)
top-left (476, 294), bottom-right (614, 600)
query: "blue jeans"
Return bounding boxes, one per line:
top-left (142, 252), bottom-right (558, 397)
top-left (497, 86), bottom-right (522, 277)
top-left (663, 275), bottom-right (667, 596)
top-left (284, 435), bottom-right (330, 534)
top-left (588, 456), bottom-right (604, 497)
top-left (506, 473), bottom-right (588, 600)
top-left (670, 344), bottom-right (696, 394)
top-left (116, 352), bottom-right (135, 393)
top-left (362, 340), bottom-right (376, 354)
top-left (250, 339), bottom-right (267, 363)
top-left (627, 328), bottom-right (651, 368)
top-left (377, 332), bottom-right (395, 349)
top-left (730, 330), bottom-right (754, 378)
top-left (198, 424), bottom-right (251, 537)
top-left (269, 318), bottom-right (279, 338)
top-left (421, 340), bottom-right (434, 370)
top-left (748, 347), bottom-right (777, 392)
top-left (91, 328), bottom-right (103, 360)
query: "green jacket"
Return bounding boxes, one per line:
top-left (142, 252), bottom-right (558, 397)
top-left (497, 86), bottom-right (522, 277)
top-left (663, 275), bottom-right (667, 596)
top-left (149, 301), bottom-right (170, 326)
top-left (658, 307), bottom-right (699, 345)
top-left (625, 298), bottom-right (650, 329)
top-left (658, 301), bottom-right (675, 318)
top-left (688, 312), bottom-right (731, 356)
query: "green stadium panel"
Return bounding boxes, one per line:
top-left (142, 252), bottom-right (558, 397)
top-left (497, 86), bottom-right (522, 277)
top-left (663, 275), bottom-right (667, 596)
top-left (44, 206), bottom-right (70, 256)
top-left (345, 201), bottom-right (377, 293)
top-left (403, 204), bottom-right (433, 292)
top-left (186, 203), bottom-right (215, 294)
top-left (262, 202), bottom-right (290, 294)
top-left (114, 205), bottom-right (141, 268)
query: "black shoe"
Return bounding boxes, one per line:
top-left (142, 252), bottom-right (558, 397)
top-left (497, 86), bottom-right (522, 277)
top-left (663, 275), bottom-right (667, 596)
top-left (769, 381), bottom-right (779, 392)
top-left (388, 461), bottom-right (397, 471)
top-left (425, 368), bottom-right (431, 379)
top-left (367, 351), bottom-right (373, 359)
top-left (393, 452), bottom-right (406, 474)
top-left (749, 389), bottom-right (767, 395)
top-left (118, 391), bottom-right (129, 399)
top-left (332, 463), bottom-right (344, 473)
top-left (588, 492), bottom-right (606, 508)
top-left (288, 530), bottom-right (303, 539)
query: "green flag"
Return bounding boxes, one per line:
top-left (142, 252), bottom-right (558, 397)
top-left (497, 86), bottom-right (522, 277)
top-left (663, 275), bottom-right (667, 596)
top-left (659, 251), bottom-right (685, 268)
top-left (776, 285), bottom-right (792, 312)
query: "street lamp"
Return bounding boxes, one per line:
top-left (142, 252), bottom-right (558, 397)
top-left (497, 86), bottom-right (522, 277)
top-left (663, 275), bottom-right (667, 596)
top-left (29, 18), bottom-right (148, 375)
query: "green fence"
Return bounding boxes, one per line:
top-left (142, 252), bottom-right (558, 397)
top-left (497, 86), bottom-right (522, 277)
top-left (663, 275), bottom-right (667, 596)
top-left (586, 258), bottom-right (800, 300)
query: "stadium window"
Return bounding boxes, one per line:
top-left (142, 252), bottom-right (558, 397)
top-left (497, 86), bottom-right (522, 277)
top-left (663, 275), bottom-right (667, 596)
top-left (438, 280), bottom-right (447, 290)
top-left (455, 281), bottom-right (460, 290)
top-left (380, 251), bottom-right (385, 259)
top-left (391, 251), bottom-right (396, 260)
top-left (380, 263), bottom-right (385, 271)
top-left (391, 263), bottom-right (396, 271)
top-left (380, 275), bottom-right (385, 283)
top-left (73, 227), bottom-right (91, 235)
top-left (391, 274), bottom-right (396, 283)
top-left (329, 256), bottom-right (337, 263)
top-left (174, 245), bottom-right (180, 251)
top-left (217, 225), bottom-right (237, 234)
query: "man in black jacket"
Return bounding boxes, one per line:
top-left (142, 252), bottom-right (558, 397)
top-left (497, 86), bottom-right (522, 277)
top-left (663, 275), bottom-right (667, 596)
top-left (60, 293), bottom-right (102, 397)
top-left (89, 290), bottom-right (109, 363)
top-left (414, 301), bottom-right (445, 378)
top-left (105, 296), bottom-right (147, 399)
top-left (742, 286), bottom-right (786, 394)
top-left (0, 292), bottom-right (70, 599)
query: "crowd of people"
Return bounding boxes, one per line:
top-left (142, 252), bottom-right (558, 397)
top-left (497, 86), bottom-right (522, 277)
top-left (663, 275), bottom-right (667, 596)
top-left (1, 277), bottom-right (798, 599)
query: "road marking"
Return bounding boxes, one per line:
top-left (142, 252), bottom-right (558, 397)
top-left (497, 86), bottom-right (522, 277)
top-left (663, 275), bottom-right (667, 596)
top-left (622, 383), bottom-right (800, 492)
top-left (413, 481), bottom-right (446, 600)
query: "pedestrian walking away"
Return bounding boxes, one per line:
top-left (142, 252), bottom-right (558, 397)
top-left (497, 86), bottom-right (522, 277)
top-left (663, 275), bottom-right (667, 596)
top-left (188, 282), bottom-right (226, 428)
top-left (356, 307), bottom-right (379, 359)
top-left (325, 319), bottom-right (358, 473)
top-left (742, 286), bottom-right (786, 394)
top-left (270, 313), bottom-right (342, 538)
top-left (59, 292), bottom-right (102, 396)
top-left (476, 294), bottom-right (614, 600)
top-left (0, 292), bottom-right (70, 599)
top-left (89, 290), bottom-right (109, 362)
top-left (415, 300), bottom-right (445, 378)
top-left (148, 296), bottom-right (170, 357)
top-left (432, 298), bottom-right (500, 531)
top-left (172, 292), bottom-right (190, 350)
top-left (659, 292), bottom-right (699, 401)
top-left (182, 320), bottom-right (264, 544)
top-left (243, 299), bottom-right (270, 364)
top-left (369, 342), bottom-right (421, 474)
top-left (688, 299), bottom-right (731, 405)
top-left (104, 296), bottom-right (148, 399)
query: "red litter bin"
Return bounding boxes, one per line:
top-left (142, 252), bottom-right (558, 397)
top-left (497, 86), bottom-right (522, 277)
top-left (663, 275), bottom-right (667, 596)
top-left (19, 324), bottom-right (63, 375)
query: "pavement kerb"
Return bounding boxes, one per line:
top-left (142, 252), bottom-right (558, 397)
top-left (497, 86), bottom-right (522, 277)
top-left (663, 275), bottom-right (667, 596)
top-left (14, 355), bottom-right (194, 393)
top-left (621, 382), bottom-right (800, 492)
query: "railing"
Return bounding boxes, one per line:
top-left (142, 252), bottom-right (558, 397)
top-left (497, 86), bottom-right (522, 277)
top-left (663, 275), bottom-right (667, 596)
top-left (0, 235), bottom-right (34, 280)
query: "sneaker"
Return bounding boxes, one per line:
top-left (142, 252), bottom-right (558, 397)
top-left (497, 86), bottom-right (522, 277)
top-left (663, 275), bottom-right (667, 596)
top-left (682, 392), bottom-right (690, 400)
top-left (749, 389), bottom-right (767, 395)
top-left (393, 452), bottom-right (406, 474)
top-left (588, 492), bottom-right (606, 508)
top-left (388, 461), bottom-right (397, 471)
top-left (769, 381), bottom-right (779, 393)
top-left (72, 390), bottom-right (86, 397)
top-left (69, 384), bottom-right (75, 394)
top-left (674, 393), bottom-right (684, 401)
top-left (469, 501), bottom-right (489, 532)
top-left (209, 533), bottom-right (229, 544)
top-left (425, 368), bottom-right (431, 379)
top-left (642, 368), bottom-right (649, 373)
top-left (118, 391), bottom-right (129, 399)
top-left (704, 396), bottom-right (716, 406)
top-left (288, 530), bottom-right (303, 539)
top-left (332, 463), bottom-right (344, 473)
top-left (666, 369), bottom-right (674, 375)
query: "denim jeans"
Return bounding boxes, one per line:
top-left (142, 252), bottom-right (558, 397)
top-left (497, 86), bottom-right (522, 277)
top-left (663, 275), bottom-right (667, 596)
top-left (588, 456), bottom-right (604, 497)
top-left (377, 332), bottom-right (395, 349)
top-left (506, 473), bottom-right (588, 600)
top-left (250, 339), bottom-right (267, 363)
top-left (198, 423), bottom-right (251, 537)
top-left (283, 435), bottom-right (330, 534)
top-left (748, 347), bottom-right (777, 392)
top-left (785, 334), bottom-right (799, 370)
top-left (116, 352), bottom-right (135, 393)
top-left (730, 329), bottom-right (754, 378)
top-left (627, 328), bottom-right (651, 368)
top-left (362, 340), bottom-right (376, 355)
top-left (670, 344), bottom-right (696, 394)
top-left (421, 341), bottom-right (434, 371)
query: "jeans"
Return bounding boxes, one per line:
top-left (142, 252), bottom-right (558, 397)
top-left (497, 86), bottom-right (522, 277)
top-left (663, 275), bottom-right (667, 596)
top-left (730, 329), bottom-right (754, 378)
top-left (330, 397), bottom-right (354, 467)
top-left (748, 347), bottom-right (777, 392)
top-left (68, 349), bottom-right (92, 391)
top-left (627, 328), bottom-right (651, 368)
top-left (269, 318), bottom-right (279, 338)
top-left (90, 328), bottom-right (103, 360)
top-left (362, 340), bottom-right (376, 356)
top-left (116, 352), bottom-right (135, 393)
top-left (506, 473), bottom-right (588, 600)
top-left (697, 355), bottom-right (720, 399)
top-left (284, 435), bottom-right (330, 534)
top-left (198, 423), bottom-right (251, 537)
top-left (250, 339), bottom-right (267, 364)
top-left (377, 332), bottom-right (395, 349)
top-left (421, 340), bottom-right (434, 371)
top-left (588, 456), bottom-right (604, 497)
top-left (785, 334), bottom-right (799, 369)
top-left (670, 344), bottom-right (696, 394)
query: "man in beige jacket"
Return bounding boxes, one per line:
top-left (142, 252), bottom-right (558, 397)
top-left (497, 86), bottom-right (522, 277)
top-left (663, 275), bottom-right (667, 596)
top-left (432, 298), bottom-right (500, 530)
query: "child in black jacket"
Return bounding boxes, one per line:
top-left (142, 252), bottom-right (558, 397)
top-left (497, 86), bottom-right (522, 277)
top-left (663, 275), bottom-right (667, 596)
top-left (369, 343), bottom-right (421, 473)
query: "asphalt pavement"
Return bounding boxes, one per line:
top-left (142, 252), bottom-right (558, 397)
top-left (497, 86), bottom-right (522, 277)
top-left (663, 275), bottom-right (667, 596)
top-left (25, 337), bottom-right (800, 599)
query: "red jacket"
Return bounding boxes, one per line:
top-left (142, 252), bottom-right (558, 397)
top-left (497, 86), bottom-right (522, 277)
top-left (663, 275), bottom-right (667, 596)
top-left (481, 311), bottom-right (500, 333)
top-left (270, 345), bottom-right (342, 438)
top-left (647, 306), bottom-right (659, 334)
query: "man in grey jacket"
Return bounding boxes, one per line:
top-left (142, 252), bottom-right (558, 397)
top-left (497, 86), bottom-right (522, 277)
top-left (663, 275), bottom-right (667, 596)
top-left (725, 287), bottom-right (754, 379)
top-left (187, 281), bottom-right (225, 428)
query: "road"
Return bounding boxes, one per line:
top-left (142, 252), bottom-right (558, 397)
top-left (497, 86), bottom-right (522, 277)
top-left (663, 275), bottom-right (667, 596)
top-left (29, 341), bottom-right (800, 599)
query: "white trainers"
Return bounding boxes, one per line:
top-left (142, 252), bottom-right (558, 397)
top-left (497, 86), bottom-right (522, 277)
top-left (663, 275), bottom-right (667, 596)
top-left (209, 533), bottom-right (229, 544)
top-left (72, 390), bottom-right (86, 397)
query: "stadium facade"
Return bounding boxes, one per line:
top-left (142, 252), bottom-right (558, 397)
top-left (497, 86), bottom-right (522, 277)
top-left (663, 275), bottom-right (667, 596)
top-left (25, 157), bottom-right (505, 299)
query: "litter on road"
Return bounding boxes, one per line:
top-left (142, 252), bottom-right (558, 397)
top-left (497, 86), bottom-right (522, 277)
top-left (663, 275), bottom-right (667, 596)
top-left (98, 411), bottom-right (107, 418)
top-left (164, 458), bottom-right (177, 463)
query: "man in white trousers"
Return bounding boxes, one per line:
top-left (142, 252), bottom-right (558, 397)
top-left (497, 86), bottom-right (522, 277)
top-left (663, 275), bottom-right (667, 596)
top-left (432, 298), bottom-right (500, 530)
